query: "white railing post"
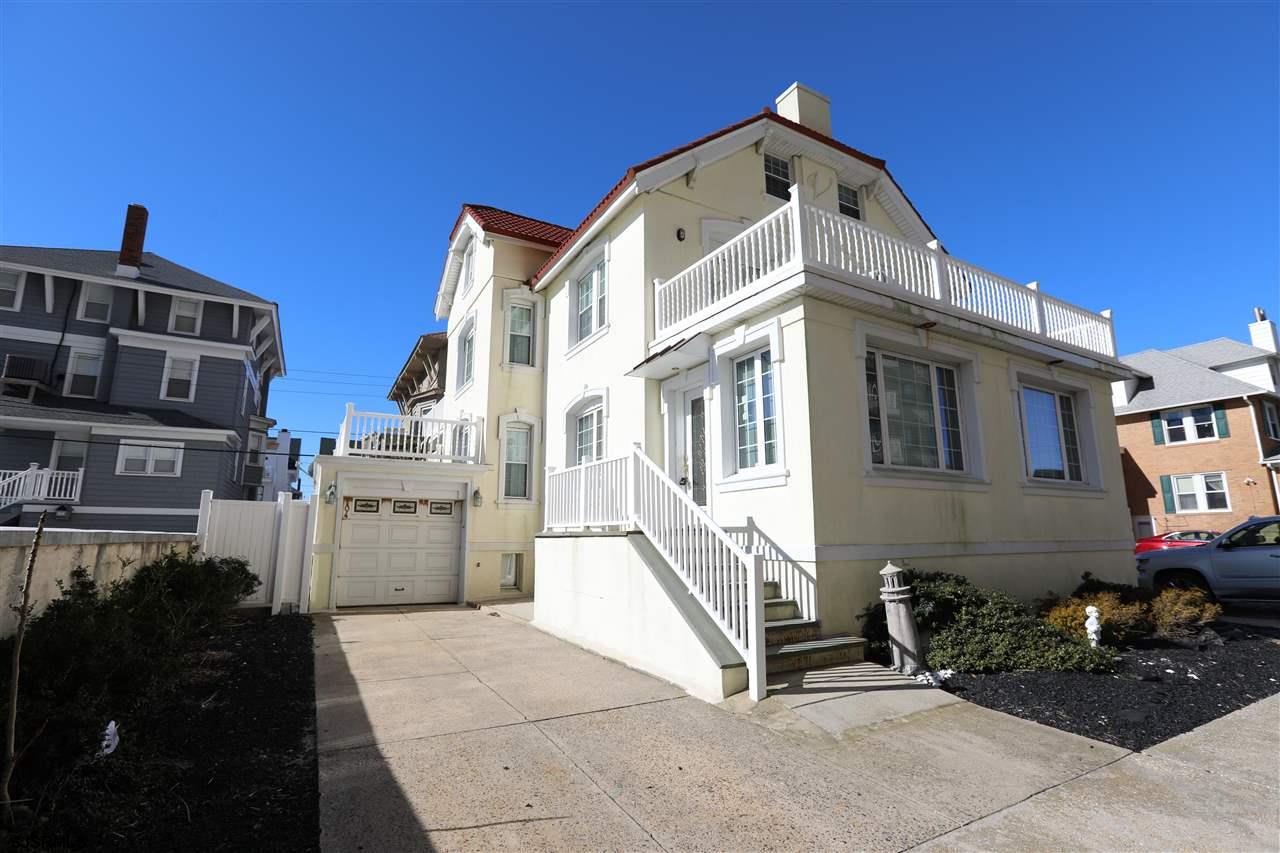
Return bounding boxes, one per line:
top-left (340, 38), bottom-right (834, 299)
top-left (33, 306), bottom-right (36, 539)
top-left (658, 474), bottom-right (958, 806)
top-left (337, 403), bottom-right (354, 456)
top-left (1100, 308), bottom-right (1117, 357)
top-left (577, 462), bottom-right (587, 529)
top-left (270, 492), bottom-right (292, 615)
top-left (927, 240), bottom-right (950, 305)
top-left (788, 184), bottom-right (809, 265)
top-left (71, 467), bottom-right (84, 502)
top-left (631, 444), bottom-right (643, 527)
top-left (1027, 281), bottom-right (1047, 335)
top-left (196, 489), bottom-right (214, 552)
top-left (746, 549), bottom-right (768, 701)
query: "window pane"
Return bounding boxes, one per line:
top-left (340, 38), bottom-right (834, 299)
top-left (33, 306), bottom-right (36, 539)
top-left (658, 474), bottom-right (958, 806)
top-left (935, 366), bottom-right (964, 471)
top-left (883, 355), bottom-right (938, 468)
top-left (55, 442), bottom-right (86, 471)
top-left (83, 284), bottom-right (111, 321)
top-left (838, 184), bottom-right (861, 219)
top-left (0, 272), bottom-right (18, 308)
top-left (595, 261), bottom-right (607, 323)
top-left (1024, 388), bottom-right (1065, 479)
top-left (1192, 406), bottom-right (1215, 439)
top-left (463, 331), bottom-right (474, 382)
top-left (152, 447), bottom-right (178, 474)
top-left (167, 358), bottom-right (195, 398)
top-left (576, 410), bottom-right (599, 465)
top-left (510, 305), bottom-right (531, 335)
top-left (735, 356), bottom-right (758, 469)
top-left (1058, 394), bottom-right (1083, 481)
top-left (505, 463), bottom-right (529, 498)
top-left (764, 154), bottom-right (791, 200)
top-left (122, 445), bottom-right (147, 472)
top-left (1203, 473), bottom-right (1227, 509)
top-left (760, 350), bottom-right (777, 465)
top-left (577, 273), bottom-right (594, 340)
top-left (509, 333), bottom-right (531, 365)
top-left (865, 352), bottom-right (884, 465)
top-left (1164, 411), bottom-right (1187, 443)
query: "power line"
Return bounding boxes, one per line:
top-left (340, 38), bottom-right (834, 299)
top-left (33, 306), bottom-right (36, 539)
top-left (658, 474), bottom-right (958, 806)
top-left (288, 368), bottom-right (399, 380)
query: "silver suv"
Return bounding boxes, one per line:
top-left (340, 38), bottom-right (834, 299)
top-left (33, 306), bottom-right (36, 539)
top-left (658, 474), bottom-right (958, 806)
top-left (1136, 516), bottom-right (1280, 601)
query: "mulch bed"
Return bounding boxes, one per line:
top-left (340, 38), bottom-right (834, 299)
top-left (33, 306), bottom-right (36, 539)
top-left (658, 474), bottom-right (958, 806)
top-left (7, 611), bottom-right (318, 852)
top-left (945, 624), bottom-right (1280, 751)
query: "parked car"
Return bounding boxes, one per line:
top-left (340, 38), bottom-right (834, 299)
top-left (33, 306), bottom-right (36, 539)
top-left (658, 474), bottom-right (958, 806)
top-left (1136, 516), bottom-right (1280, 601)
top-left (1134, 530), bottom-right (1220, 554)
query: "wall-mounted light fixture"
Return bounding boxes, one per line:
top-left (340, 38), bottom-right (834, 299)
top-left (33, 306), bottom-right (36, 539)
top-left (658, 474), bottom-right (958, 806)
top-left (472, 488), bottom-right (482, 507)
top-left (676, 227), bottom-right (686, 242)
top-left (325, 482), bottom-right (337, 504)
top-left (54, 504), bottom-right (71, 520)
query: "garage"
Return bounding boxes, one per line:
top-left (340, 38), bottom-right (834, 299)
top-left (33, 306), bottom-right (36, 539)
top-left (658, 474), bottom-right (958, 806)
top-left (334, 496), bottom-right (462, 607)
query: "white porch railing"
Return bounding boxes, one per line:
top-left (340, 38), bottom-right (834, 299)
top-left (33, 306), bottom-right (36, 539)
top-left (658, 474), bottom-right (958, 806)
top-left (336, 403), bottom-right (483, 463)
top-left (545, 447), bottom-right (768, 701)
top-left (0, 464), bottom-right (85, 508)
top-left (653, 189), bottom-right (1117, 359)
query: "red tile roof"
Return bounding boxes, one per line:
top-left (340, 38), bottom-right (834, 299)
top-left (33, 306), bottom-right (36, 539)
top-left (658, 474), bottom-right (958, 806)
top-left (530, 109), bottom-right (934, 287)
top-left (450, 204), bottom-right (573, 249)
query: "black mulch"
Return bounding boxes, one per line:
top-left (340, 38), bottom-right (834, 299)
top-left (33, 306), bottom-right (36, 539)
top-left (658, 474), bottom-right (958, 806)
top-left (9, 612), bottom-right (318, 853)
top-left (944, 626), bottom-right (1280, 751)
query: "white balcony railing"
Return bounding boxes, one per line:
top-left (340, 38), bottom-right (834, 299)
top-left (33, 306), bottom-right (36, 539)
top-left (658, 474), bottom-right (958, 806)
top-left (336, 403), bottom-right (483, 464)
top-left (653, 190), bottom-right (1118, 359)
top-left (0, 464), bottom-right (84, 508)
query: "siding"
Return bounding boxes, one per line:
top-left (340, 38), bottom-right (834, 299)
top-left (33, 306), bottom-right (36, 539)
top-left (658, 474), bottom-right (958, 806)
top-left (108, 346), bottom-right (247, 428)
top-left (0, 429), bottom-right (54, 469)
top-left (77, 434), bottom-right (234, 509)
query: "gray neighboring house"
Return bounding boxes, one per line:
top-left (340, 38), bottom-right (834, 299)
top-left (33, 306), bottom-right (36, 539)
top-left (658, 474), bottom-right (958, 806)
top-left (0, 204), bottom-right (286, 531)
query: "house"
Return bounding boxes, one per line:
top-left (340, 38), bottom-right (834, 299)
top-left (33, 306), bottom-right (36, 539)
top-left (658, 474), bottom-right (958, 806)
top-left (306, 206), bottom-right (570, 608)
top-left (259, 428), bottom-right (302, 502)
top-left (0, 205), bottom-right (286, 531)
top-left (303, 82), bottom-right (1136, 704)
top-left (1113, 308), bottom-right (1280, 538)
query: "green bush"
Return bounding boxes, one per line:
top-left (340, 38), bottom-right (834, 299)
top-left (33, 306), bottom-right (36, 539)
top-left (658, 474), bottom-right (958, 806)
top-left (860, 569), bottom-right (992, 662)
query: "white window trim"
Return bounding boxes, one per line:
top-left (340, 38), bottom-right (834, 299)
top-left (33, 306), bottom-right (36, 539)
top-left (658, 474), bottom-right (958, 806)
top-left (0, 270), bottom-right (26, 313)
top-left (1008, 361), bottom-right (1103, 491)
top-left (160, 354), bottom-right (201, 403)
top-left (564, 239), bottom-right (609, 358)
top-left (62, 347), bottom-right (103, 399)
top-left (562, 387), bottom-right (609, 469)
top-left (454, 313), bottom-right (477, 396)
top-left (115, 440), bottom-right (184, 477)
top-left (1159, 406), bottom-right (1220, 445)
top-left (713, 319), bottom-right (787, 490)
top-left (497, 410), bottom-right (542, 504)
top-left (501, 287), bottom-right (543, 373)
top-left (855, 320), bottom-right (987, 484)
top-left (864, 347), bottom-right (968, 476)
top-left (1170, 471), bottom-right (1232, 514)
top-left (77, 282), bottom-right (114, 324)
top-left (167, 296), bottom-right (204, 336)
top-left (1263, 400), bottom-right (1280, 441)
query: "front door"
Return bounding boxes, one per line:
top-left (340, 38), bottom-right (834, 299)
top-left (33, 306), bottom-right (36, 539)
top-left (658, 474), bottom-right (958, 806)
top-left (683, 389), bottom-right (709, 508)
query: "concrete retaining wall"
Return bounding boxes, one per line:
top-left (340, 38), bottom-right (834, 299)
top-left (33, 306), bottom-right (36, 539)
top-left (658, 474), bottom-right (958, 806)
top-left (0, 528), bottom-right (195, 636)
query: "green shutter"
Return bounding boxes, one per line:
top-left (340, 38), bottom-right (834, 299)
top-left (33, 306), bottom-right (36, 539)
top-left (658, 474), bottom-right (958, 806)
top-left (1150, 412), bottom-right (1165, 445)
top-left (1212, 403), bottom-right (1230, 438)
top-left (1160, 475), bottom-right (1176, 513)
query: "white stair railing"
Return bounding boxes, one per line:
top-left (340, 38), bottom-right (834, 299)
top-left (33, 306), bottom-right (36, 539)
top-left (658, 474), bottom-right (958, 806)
top-left (0, 464), bottom-right (84, 509)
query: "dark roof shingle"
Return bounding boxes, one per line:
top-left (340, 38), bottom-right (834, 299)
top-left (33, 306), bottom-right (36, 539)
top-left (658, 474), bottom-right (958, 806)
top-left (0, 395), bottom-right (227, 431)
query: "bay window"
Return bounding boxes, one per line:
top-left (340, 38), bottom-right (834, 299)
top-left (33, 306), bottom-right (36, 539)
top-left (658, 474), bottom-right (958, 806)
top-left (734, 349), bottom-right (777, 470)
top-left (865, 349), bottom-right (964, 472)
top-left (1019, 386), bottom-right (1084, 482)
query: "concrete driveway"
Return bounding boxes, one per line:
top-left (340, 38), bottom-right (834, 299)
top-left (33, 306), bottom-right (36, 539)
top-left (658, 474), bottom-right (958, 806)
top-left (314, 606), bottom-right (1280, 852)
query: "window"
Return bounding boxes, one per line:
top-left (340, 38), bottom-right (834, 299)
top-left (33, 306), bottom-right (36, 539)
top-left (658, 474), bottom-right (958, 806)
top-left (837, 184), bottom-right (862, 220)
top-left (503, 425), bottom-right (531, 499)
top-left (0, 270), bottom-right (23, 311)
top-left (460, 242), bottom-right (475, 294)
top-left (457, 322), bottom-right (475, 389)
top-left (575, 406), bottom-right (604, 465)
top-left (64, 351), bottom-right (102, 398)
top-left (500, 553), bottom-right (523, 589)
top-left (115, 441), bottom-right (183, 476)
top-left (866, 350), bottom-right (964, 472)
top-left (1170, 472), bottom-right (1229, 513)
top-left (78, 283), bottom-right (113, 323)
top-left (161, 356), bottom-right (198, 402)
top-left (508, 304), bottom-right (533, 366)
top-left (574, 260), bottom-right (607, 343)
top-left (1020, 386), bottom-right (1084, 481)
top-left (1264, 400), bottom-right (1280, 441)
top-left (1222, 519), bottom-right (1280, 548)
top-left (763, 154), bottom-right (791, 200)
top-left (1161, 406), bottom-right (1217, 443)
top-left (51, 439), bottom-right (87, 471)
top-left (169, 297), bottom-right (202, 335)
top-left (734, 349), bottom-right (778, 470)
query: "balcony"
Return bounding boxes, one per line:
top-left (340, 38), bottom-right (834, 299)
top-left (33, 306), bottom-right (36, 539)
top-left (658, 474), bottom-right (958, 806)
top-left (652, 191), bottom-right (1117, 361)
top-left (0, 464), bottom-right (84, 509)
top-left (336, 403), bottom-right (483, 464)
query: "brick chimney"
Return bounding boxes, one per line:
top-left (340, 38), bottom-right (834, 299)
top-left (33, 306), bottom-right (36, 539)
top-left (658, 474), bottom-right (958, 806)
top-left (775, 82), bottom-right (832, 136)
top-left (116, 204), bottom-right (148, 278)
top-left (1249, 306), bottom-right (1278, 353)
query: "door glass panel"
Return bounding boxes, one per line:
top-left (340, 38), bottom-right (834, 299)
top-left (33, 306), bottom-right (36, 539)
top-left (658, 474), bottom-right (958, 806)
top-left (689, 396), bottom-right (707, 506)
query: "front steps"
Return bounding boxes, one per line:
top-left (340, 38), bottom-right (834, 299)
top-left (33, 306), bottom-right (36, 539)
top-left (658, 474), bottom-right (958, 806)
top-left (761, 580), bottom-right (866, 676)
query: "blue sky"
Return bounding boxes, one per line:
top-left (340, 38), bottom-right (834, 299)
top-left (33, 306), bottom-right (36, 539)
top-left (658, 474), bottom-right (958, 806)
top-left (2, 2), bottom-right (1276, 480)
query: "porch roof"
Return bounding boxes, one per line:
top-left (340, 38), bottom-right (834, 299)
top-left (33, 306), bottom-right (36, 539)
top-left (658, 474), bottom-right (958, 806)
top-left (0, 395), bottom-right (225, 431)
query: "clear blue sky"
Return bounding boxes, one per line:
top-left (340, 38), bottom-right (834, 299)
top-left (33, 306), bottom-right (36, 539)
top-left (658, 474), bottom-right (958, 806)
top-left (3, 2), bottom-right (1277, 480)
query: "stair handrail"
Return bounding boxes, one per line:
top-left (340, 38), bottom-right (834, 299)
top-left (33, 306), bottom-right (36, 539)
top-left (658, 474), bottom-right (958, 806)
top-left (629, 446), bottom-right (767, 700)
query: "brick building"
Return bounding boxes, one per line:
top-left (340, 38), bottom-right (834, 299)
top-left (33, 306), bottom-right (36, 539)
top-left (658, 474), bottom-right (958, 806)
top-left (1114, 308), bottom-right (1280, 538)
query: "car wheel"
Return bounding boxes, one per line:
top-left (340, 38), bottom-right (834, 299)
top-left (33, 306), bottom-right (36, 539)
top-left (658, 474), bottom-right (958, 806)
top-left (1156, 570), bottom-right (1215, 600)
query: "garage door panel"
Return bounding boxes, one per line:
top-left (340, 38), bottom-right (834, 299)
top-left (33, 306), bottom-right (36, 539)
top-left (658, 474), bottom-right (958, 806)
top-left (386, 524), bottom-right (420, 546)
top-left (335, 497), bottom-right (462, 607)
top-left (344, 551), bottom-right (382, 576)
top-left (347, 523), bottom-right (384, 546)
top-left (426, 526), bottom-right (456, 545)
top-left (386, 551), bottom-right (419, 573)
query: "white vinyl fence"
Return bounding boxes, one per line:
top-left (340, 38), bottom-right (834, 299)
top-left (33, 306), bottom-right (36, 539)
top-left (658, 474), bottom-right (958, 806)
top-left (196, 490), bottom-right (315, 614)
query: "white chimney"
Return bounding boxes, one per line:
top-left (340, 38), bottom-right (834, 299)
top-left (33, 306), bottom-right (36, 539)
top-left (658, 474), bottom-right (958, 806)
top-left (1249, 307), bottom-right (1278, 353)
top-left (775, 82), bottom-right (832, 136)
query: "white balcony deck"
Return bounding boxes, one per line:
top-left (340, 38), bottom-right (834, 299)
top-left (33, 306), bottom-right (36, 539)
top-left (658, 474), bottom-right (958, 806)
top-left (652, 191), bottom-right (1117, 361)
top-left (0, 465), bottom-right (84, 508)
top-left (335, 404), bottom-right (483, 464)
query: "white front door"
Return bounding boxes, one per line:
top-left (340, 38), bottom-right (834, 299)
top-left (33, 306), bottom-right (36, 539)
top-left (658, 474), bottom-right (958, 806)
top-left (335, 497), bottom-right (462, 606)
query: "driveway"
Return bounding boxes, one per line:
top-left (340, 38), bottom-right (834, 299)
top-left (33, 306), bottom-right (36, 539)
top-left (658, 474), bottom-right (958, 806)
top-left (314, 606), bottom-right (1279, 852)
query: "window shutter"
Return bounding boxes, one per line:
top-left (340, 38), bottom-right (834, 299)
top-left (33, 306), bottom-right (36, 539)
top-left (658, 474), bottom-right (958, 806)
top-left (1212, 403), bottom-right (1230, 438)
top-left (1159, 474), bottom-right (1175, 514)
top-left (1149, 412), bottom-right (1165, 445)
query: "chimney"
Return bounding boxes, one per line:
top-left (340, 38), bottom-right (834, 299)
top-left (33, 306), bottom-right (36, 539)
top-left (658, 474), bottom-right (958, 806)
top-left (775, 82), bottom-right (832, 136)
top-left (1249, 306), bottom-right (1278, 353)
top-left (116, 204), bottom-right (148, 278)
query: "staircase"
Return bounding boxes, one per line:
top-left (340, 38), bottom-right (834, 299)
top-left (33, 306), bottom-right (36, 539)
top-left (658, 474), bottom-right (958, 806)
top-left (762, 579), bottom-right (866, 675)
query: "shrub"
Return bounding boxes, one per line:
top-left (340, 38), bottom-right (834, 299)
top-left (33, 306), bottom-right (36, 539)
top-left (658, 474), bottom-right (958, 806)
top-left (1043, 591), bottom-right (1152, 645)
top-left (1150, 588), bottom-right (1222, 638)
top-left (1071, 571), bottom-right (1146, 601)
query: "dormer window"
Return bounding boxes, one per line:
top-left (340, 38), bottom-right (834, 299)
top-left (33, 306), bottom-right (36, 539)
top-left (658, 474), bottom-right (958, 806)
top-left (764, 154), bottom-right (791, 201)
top-left (169, 297), bottom-right (202, 335)
top-left (78, 282), bottom-right (113, 323)
top-left (838, 184), bottom-right (862, 220)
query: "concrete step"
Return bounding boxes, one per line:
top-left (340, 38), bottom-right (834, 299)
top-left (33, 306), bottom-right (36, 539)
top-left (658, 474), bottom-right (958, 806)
top-left (765, 635), bottom-right (867, 675)
top-left (764, 618), bottom-right (822, 645)
top-left (763, 597), bottom-right (800, 621)
top-left (763, 579), bottom-right (781, 599)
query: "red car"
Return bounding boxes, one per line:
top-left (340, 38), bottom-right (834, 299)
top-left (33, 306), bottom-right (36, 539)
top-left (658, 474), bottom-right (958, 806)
top-left (1134, 530), bottom-right (1220, 554)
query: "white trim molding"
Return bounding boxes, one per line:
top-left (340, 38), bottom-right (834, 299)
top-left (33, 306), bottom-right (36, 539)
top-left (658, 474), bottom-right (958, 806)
top-left (0, 324), bottom-right (106, 351)
top-left (110, 327), bottom-right (253, 361)
top-left (115, 439), bottom-right (185, 477)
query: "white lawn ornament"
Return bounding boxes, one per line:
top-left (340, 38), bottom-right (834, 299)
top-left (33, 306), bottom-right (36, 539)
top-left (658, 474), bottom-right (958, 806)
top-left (98, 720), bottom-right (119, 757)
top-left (1085, 606), bottom-right (1102, 648)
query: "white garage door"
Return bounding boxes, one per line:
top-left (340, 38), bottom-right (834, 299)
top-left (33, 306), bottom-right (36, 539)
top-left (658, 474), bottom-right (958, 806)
top-left (335, 497), bottom-right (462, 607)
